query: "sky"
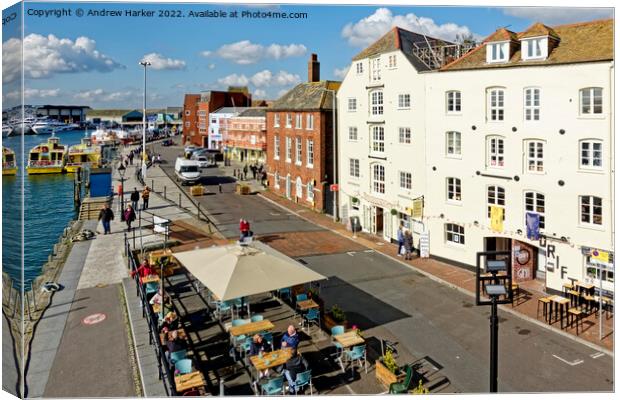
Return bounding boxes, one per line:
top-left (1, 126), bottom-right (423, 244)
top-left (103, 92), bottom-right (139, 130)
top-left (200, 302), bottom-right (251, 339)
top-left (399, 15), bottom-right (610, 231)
top-left (1, 1), bottom-right (614, 110)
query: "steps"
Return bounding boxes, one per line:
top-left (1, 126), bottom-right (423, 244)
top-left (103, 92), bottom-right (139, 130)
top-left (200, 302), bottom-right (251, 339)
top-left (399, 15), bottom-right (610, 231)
top-left (79, 196), bottom-right (112, 220)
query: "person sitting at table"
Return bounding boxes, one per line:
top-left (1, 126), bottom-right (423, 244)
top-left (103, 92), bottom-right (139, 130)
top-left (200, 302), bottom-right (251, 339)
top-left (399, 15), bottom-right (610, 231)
top-left (165, 330), bottom-right (186, 365)
top-left (130, 259), bottom-right (156, 279)
top-left (150, 287), bottom-right (170, 307)
top-left (282, 349), bottom-right (309, 394)
top-left (160, 311), bottom-right (180, 332)
top-left (281, 325), bottom-right (299, 350)
top-left (250, 334), bottom-right (273, 378)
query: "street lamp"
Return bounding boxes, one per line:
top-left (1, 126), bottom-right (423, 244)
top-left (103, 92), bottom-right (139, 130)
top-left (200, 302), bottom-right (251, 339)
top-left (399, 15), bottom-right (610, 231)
top-left (475, 251), bottom-right (513, 393)
top-left (118, 162), bottom-right (127, 212)
top-left (139, 60), bottom-right (151, 180)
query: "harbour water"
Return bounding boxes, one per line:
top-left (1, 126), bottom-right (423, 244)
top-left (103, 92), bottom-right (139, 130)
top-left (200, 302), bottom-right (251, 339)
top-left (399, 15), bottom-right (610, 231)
top-left (2, 130), bottom-right (93, 285)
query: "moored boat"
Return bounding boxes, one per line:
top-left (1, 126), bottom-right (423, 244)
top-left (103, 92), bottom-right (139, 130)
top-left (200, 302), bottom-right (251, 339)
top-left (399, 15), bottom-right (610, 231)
top-left (91, 127), bottom-right (121, 145)
top-left (2, 146), bottom-right (18, 175)
top-left (26, 134), bottom-right (67, 174)
top-left (65, 134), bottom-right (101, 173)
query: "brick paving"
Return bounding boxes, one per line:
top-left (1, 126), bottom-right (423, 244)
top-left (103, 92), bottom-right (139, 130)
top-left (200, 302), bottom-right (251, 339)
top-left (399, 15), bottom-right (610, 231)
top-left (257, 231), bottom-right (367, 258)
top-left (259, 190), bottom-right (613, 352)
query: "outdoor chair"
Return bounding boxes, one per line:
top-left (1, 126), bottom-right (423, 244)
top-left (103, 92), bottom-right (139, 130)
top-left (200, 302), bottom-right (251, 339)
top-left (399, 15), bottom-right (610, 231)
top-left (295, 294), bottom-right (308, 318)
top-left (277, 287), bottom-right (292, 302)
top-left (251, 315), bottom-right (264, 322)
top-left (240, 336), bottom-right (253, 359)
top-left (176, 359), bottom-right (193, 375)
top-left (345, 345), bottom-right (367, 376)
top-left (331, 325), bottom-right (345, 357)
top-left (261, 376), bottom-right (285, 395)
top-left (294, 370), bottom-right (313, 395)
top-left (260, 332), bottom-right (274, 348)
top-left (170, 349), bottom-right (187, 364)
top-left (232, 319), bottom-right (250, 327)
top-left (302, 308), bottom-right (320, 332)
top-left (233, 297), bottom-right (245, 317)
top-left (215, 301), bottom-right (233, 321)
top-left (389, 365), bottom-right (413, 394)
top-left (145, 282), bottom-right (159, 296)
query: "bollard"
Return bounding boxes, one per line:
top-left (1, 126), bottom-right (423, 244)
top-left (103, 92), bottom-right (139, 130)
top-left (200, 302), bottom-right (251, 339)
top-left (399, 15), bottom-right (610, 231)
top-left (164, 186), bottom-right (167, 199)
top-left (219, 379), bottom-right (224, 396)
top-left (151, 179), bottom-right (154, 192)
top-left (178, 193), bottom-right (182, 208)
top-left (197, 203), bottom-right (201, 219)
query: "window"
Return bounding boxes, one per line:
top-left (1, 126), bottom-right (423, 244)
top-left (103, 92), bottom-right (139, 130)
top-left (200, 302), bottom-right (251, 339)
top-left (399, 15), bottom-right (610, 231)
top-left (295, 137), bottom-right (302, 164)
top-left (185, 110), bottom-right (190, 116)
top-left (185, 121), bottom-right (190, 128)
top-left (398, 94), bottom-right (410, 109)
top-left (348, 98), bottom-right (357, 112)
top-left (306, 114), bottom-right (314, 130)
top-left (306, 139), bottom-right (314, 167)
top-left (580, 140), bottom-right (603, 169)
top-left (580, 87), bottom-right (603, 115)
top-left (580, 195), bottom-right (602, 226)
top-left (525, 140), bottom-right (544, 172)
top-left (447, 178), bottom-right (462, 202)
top-left (388, 54), bottom-right (397, 68)
top-left (488, 88), bottom-right (505, 121)
top-left (274, 171), bottom-right (280, 188)
top-left (487, 136), bottom-right (505, 167)
top-left (371, 57), bottom-right (381, 81)
top-left (286, 113), bottom-right (292, 128)
top-left (524, 88), bottom-right (540, 121)
top-left (523, 38), bottom-right (545, 59)
top-left (295, 114), bottom-right (302, 129)
top-left (446, 91), bottom-right (461, 113)
top-left (356, 62), bottom-right (363, 74)
top-left (371, 91), bottom-right (383, 115)
top-left (487, 186), bottom-right (506, 219)
top-left (211, 118), bottom-right (217, 124)
top-left (348, 127), bottom-right (358, 141)
top-left (445, 223), bottom-right (465, 245)
top-left (371, 126), bottom-right (385, 153)
top-left (274, 114), bottom-right (280, 127)
top-left (307, 182), bottom-right (314, 201)
top-left (398, 127), bottom-right (411, 144)
top-left (399, 171), bottom-right (412, 190)
top-left (446, 131), bottom-right (461, 157)
top-left (296, 177), bottom-right (303, 199)
top-left (585, 262), bottom-right (614, 285)
top-left (285, 137), bottom-right (292, 162)
top-left (349, 158), bottom-right (360, 178)
top-left (525, 191), bottom-right (545, 229)
top-left (487, 42), bottom-right (509, 62)
top-left (372, 164), bottom-right (385, 194)
top-left (274, 136), bottom-right (280, 160)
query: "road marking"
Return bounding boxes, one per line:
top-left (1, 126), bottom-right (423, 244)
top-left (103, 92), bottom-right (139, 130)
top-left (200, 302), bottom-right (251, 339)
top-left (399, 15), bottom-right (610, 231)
top-left (552, 354), bottom-right (584, 366)
top-left (346, 252), bottom-right (356, 256)
top-left (590, 352), bottom-right (605, 359)
top-left (269, 212), bottom-right (281, 216)
top-left (82, 313), bottom-right (107, 326)
top-left (364, 249), bottom-right (374, 253)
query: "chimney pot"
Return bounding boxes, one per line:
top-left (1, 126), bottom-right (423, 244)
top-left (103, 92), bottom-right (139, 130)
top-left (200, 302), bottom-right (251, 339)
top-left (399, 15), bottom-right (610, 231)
top-left (308, 53), bottom-right (320, 83)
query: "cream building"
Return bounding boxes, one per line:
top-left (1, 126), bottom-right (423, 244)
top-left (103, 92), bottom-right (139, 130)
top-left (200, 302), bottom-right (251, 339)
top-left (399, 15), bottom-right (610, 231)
top-left (338, 20), bottom-right (614, 294)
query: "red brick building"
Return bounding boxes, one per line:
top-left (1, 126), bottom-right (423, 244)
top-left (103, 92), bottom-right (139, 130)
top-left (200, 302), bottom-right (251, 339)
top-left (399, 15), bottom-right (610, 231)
top-left (223, 108), bottom-right (267, 163)
top-left (266, 54), bottom-right (341, 213)
top-left (182, 88), bottom-right (252, 147)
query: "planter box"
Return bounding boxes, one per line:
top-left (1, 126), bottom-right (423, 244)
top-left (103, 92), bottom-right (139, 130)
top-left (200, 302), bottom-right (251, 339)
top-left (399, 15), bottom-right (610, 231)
top-left (323, 313), bottom-right (347, 331)
top-left (375, 360), bottom-right (406, 388)
top-left (236, 184), bottom-right (250, 195)
top-left (190, 185), bottom-right (204, 196)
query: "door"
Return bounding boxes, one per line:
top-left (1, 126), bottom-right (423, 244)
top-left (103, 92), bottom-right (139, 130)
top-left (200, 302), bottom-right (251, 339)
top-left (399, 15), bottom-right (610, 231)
top-left (375, 207), bottom-right (384, 236)
top-left (383, 211), bottom-right (392, 242)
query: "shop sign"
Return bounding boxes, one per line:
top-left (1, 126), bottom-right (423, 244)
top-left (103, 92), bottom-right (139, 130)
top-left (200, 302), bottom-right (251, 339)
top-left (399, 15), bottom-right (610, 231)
top-left (411, 198), bottom-right (423, 219)
top-left (419, 231), bottom-right (430, 258)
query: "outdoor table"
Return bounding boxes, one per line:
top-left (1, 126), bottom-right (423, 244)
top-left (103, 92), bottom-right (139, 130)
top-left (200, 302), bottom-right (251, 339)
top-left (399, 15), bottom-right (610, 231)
top-left (148, 248), bottom-right (173, 265)
top-left (297, 299), bottom-right (319, 311)
top-left (547, 295), bottom-right (570, 328)
top-left (575, 281), bottom-right (595, 296)
top-left (140, 275), bottom-right (160, 285)
top-left (333, 331), bottom-right (365, 372)
top-left (160, 328), bottom-right (187, 345)
top-left (152, 303), bottom-right (162, 314)
top-left (174, 371), bottom-right (206, 393)
top-left (229, 319), bottom-right (275, 338)
top-left (249, 348), bottom-right (293, 392)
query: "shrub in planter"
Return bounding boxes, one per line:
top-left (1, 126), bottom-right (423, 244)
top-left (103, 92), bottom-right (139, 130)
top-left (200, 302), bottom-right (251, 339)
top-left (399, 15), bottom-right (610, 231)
top-left (323, 304), bottom-right (348, 330)
top-left (375, 350), bottom-right (406, 388)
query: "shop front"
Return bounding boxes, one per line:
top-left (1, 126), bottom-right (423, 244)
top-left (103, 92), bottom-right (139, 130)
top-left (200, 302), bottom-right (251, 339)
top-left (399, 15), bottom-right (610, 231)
top-left (581, 247), bottom-right (614, 296)
top-left (484, 237), bottom-right (537, 283)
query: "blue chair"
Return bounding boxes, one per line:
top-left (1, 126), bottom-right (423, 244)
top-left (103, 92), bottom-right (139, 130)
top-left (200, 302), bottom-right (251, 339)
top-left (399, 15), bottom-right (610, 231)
top-left (233, 297), bottom-right (245, 317)
top-left (302, 309), bottom-right (320, 332)
top-left (170, 349), bottom-right (187, 364)
top-left (345, 345), bottom-right (367, 375)
top-left (294, 370), bottom-right (313, 395)
top-left (240, 336), bottom-right (253, 358)
top-left (261, 376), bottom-right (284, 395)
top-left (176, 359), bottom-right (193, 374)
top-left (278, 287), bottom-right (292, 301)
top-left (260, 332), bottom-right (273, 346)
top-left (215, 301), bottom-right (232, 321)
top-left (331, 325), bottom-right (345, 356)
top-left (145, 282), bottom-right (159, 295)
top-left (232, 319), bottom-right (249, 327)
top-left (251, 315), bottom-right (264, 322)
top-left (296, 293), bottom-right (308, 304)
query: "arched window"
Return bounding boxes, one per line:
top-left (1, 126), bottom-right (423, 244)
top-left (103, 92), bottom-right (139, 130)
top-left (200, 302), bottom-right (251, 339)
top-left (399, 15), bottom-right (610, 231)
top-left (447, 177), bottom-right (462, 202)
top-left (525, 140), bottom-right (544, 172)
top-left (274, 171), bottom-right (280, 189)
top-left (445, 131), bottom-right (461, 157)
top-left (579, 139), bottom-right (603, 170)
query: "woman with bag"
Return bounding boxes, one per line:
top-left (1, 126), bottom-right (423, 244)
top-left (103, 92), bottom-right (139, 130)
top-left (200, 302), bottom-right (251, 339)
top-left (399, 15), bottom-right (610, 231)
top-left (123, 204), bottom-right (136, 231)
top-left (404, 229), bottom-right (414, 260)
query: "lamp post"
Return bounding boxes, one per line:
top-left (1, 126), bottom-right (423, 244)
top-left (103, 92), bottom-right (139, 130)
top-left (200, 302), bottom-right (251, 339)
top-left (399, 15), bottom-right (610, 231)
top-left (139, 60), bottom-right (151, 180)
top-left (118, 162), bottom-right (127, 213)
top-left (475, 251), bottom-right (513, 393)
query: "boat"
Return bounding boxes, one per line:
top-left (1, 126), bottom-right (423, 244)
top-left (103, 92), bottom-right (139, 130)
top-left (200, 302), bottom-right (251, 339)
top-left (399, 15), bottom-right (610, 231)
top-left (2, 124), bottom-right (12, 137)
top-left (91, 127), bottom-right (122, 145)
top-left (2, 147), bottom-right (17, 175)
top-left (31, 119), bottom-right (69, 135)
top-left (26, 134), bottom-right (67, 174)
top-left (64, 134), bottom-right (101, 173)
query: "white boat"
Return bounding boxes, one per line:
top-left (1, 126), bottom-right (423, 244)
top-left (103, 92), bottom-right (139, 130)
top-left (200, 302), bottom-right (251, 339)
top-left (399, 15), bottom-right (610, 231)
top-left (91, 127), bottom-right (121, 145)
top-left (31, 119), bottom-right (73, 134)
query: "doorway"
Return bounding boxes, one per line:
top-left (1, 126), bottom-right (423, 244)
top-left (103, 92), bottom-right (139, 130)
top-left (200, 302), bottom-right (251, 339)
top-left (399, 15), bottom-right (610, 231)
top-left (370, 206), bottom-right (383, 236)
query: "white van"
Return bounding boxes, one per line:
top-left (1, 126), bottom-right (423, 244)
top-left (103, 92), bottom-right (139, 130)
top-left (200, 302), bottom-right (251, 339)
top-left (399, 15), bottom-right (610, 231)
top-left (174, 157), bottom-right (201, 184)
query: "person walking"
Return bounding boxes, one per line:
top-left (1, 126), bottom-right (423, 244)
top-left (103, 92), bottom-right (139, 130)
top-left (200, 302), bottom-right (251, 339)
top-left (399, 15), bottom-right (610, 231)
top-left (130, 188), bottom-right (140, 210)
top-left (142, 186), bottom-right (150, 210)
top-left (128, 151), bottom-right (134, 165)
top-left (243, 164), bottom-right (248, 181)
top-left (404, 229), bottom-right (414, 260)
top-left (98, 203), bottom-right (114, 235)
top-left (396, 223), bottom-right (404, 257)
top-left (123, 204), bottom-right (136, 231)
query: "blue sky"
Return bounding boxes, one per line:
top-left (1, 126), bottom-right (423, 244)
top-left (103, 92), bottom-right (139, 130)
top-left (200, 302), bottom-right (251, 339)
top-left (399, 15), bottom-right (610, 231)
top-left (2, 1), bottom-right (613, 109)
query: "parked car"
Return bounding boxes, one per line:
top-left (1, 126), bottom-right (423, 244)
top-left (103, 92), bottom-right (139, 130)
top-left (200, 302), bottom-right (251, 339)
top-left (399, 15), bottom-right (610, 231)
top-left (174, 157), bottom-right (201, 184)
top-left (161, 139), bottom-right (174, 147)
top-left (192, 154), bottom-right (217, 168)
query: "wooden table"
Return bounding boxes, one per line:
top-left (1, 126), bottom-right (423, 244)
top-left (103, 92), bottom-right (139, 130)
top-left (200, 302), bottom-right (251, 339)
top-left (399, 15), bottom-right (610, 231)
top-left (547, 295), bottom-right (570, 328)
top-left (297, 299), bottom-right (319, 311)
top-left (229, 320), bottom-right (274, 338)
top-left (333, 331), bottom-right (365, 372)
top-left (148, 248), bottom-right (173, 265)
top-left (160, 328), bottom-right (187, 345)
top-left (174, 371), bottom-right (206, 393)
top-left (249, 348), bottom-right (292, 392)
top-left (575, 281), bottom-right (595, 296)
top-left (140, 275), bottom-right (160, 285)
top-left (152, 303), bottom-right (162, 314)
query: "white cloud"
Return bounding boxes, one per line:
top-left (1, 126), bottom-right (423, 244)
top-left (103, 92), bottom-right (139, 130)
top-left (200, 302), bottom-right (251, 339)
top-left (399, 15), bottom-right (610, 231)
top-left (218, 70), bottom-right (301, 89)
top-left (73, 88), bottom-right (135, 103)
top-left (253, 89), bottom-right (267, 98)
top-left (204, 40), bottom-right (307, 64)
top-left (141, 53), bottom-right (186, 70)
top-left (208, 63), bottom-right (216, 70)
top-left (334, 66), bottom-right (349, 79)
top-left (2, 34), bottom-right (123, 83)
top-left (4, 88), bottom-right (61, 101)
top-left (501, 7), bottom-right (612, 25)
top-left (342, 8), bottom-right (480, 47)
top-left (217, 73), bottom-right (249, 87)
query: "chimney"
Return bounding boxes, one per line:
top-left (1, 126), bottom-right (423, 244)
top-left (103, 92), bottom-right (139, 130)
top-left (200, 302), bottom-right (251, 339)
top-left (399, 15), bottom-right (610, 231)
top-left (308, 53), bottom-right (320, 82)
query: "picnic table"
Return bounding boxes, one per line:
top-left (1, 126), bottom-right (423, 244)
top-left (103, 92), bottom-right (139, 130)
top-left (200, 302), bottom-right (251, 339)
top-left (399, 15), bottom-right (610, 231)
top-left (333, 330), bottom-right (365, 372)
top-left (249, 348), bottom-right (293, 392)
top-left (229, 320), bottom-right (275, 338)
top-left (174, 371), bottom-right (205, 393)
top-left (160, 328), bottom-right (187, 345)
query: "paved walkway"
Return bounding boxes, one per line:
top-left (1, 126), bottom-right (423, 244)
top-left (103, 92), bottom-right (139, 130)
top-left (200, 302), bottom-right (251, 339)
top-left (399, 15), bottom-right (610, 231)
top-left (2, 311), bottom-right (20, 397)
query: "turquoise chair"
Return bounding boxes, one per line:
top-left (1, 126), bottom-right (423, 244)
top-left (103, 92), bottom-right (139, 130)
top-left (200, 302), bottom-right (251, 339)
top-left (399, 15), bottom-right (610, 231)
top-left (345, 345), bottom-right (367, 375)
top-left (302, 309), bottom-right (320, 331)
top-left (170, 349), bottom-right (187, 364)
top-left (232, 319), bottom-right (249, 327)
top-left (331, 325), bottom-right (345, 356)
top-left (215, 301), bottom-right (232, 321)
top-left (176, 359), bottom-right (193, 374)
top-left (251, 315), bottom-right (264, 322)
top-left (240, 336), bottom-right (253, 358)
top-left (145, 282), bottom-right (158, 295)
top-left (294, 370), bottom-right (313, 395)
top-left (260, 332), bottom-right (273, 346)
top-left (278, 287), bottom-right (291, 301)
top-left (261, 376), bottom-right (284, 395)
top-left (295, 294), bottom-right (308, 316)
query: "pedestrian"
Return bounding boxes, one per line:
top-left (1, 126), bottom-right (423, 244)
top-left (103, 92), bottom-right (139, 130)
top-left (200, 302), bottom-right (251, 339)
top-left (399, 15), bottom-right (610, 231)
top-left (142, 186), bottom-right (150, 210)
top-left (243, 164), bottom-right (248, 181)
top-left (128, 152), bottom-right (134, 165)
top-left (130, 187), bottom-right (140, 210)
top-left (239, 219), bottom-right (248, 240)
top-left (218, 183), bottom-right (222, 193)
top-left (98, 203), bottom-right (114, 235)
top-left (251, 165), bottom-right (257, 180)
top-left (157, 154), bottom-right (162, 163)
top-left (396, 223), bottom-right (404, 257)
top-left (123, 204), bottom-right (136, 231)
top-left (404, 229), bottom-right (413, 260)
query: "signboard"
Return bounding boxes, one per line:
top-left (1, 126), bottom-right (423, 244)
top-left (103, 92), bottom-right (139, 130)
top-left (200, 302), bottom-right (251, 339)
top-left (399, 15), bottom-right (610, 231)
top-left (153, 216), bottom-right (171, 234)
top-left (330, 184), bottom-right (339, 192)
top-left (412, 198), bottom-right (423, 219)
top-left (419, 231), bottom-right (430, 258)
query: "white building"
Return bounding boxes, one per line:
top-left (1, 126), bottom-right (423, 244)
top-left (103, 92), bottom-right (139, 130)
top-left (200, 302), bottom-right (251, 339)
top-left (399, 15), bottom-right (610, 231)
top-left (338, 19), bottom-right (614, 294)
top-left (207, 107), bottom-right (249, 150)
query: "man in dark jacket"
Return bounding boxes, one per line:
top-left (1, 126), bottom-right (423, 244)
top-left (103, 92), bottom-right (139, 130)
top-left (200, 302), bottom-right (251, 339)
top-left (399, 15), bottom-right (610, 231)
top-left (282, 350), bottom-right (309, 394)
top-left (98, 203), bottom-right (114, 234)
top-left (130, 188), bottom-right (140, 210)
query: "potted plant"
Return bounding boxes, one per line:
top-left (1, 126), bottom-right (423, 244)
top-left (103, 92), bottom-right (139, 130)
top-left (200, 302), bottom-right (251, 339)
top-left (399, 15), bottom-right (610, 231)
top-left (307, 287), bottom-right (325, 313)
top-left (390, 208), bottom-right (398, 216)
top-left (375, 349), bottom-right (406, 388)
top-left (323, 304), bottom-right (348, 330)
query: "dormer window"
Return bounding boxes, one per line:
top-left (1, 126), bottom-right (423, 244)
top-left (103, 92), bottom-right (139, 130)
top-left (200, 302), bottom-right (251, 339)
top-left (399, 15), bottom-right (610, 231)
top-left (487, 42), bottom-right (509, 63)
top-left (522, 37), bottom-right (547, 60)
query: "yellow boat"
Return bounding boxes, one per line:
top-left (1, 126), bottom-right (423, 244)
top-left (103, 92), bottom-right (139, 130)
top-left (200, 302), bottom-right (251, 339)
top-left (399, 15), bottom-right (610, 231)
top-left (26, 135), bottom-right (67, 174)
top-left (64, 136), bottom-right (101, 173)
top-left (2, 146), bottom-right (17, 175)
